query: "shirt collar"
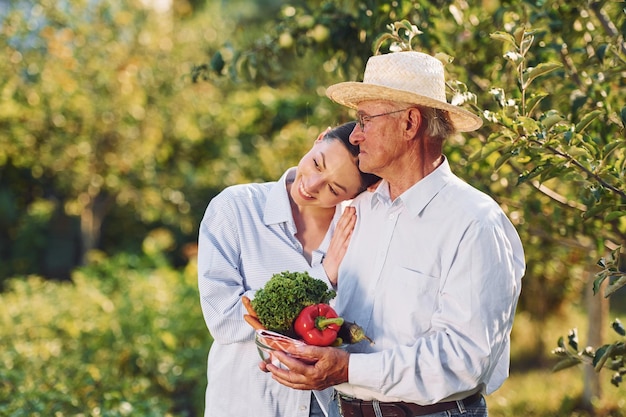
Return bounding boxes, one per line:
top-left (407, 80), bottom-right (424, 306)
top-left (263, 168), bottom-right (296, 225)
top-left (371, 157), bottom-right (453, 217)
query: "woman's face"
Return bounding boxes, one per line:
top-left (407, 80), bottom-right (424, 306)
top-left (291, 138), bottom-right (362, 208)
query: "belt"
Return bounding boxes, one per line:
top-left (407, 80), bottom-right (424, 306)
top-left (339, 392), bottom-right (482, 417)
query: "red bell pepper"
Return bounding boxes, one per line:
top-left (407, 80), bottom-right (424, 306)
top-left (294, 304), bottom-right (344, 346)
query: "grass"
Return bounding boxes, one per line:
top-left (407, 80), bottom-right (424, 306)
top-left (489, 368), bottom-right (626, 417)
top-left (488, 295), bottom-right (626, 417)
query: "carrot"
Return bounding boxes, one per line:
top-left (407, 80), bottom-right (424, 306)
top-left (244, 314), bottom-right (266, 331)
top-left (242, 295), bottom-right (258, 318)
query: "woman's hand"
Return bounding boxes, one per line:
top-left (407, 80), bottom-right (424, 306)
top-left (323, 206), bottom-right (356, 286)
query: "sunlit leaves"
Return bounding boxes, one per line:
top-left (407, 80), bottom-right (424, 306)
top-left (575, 110), bottom-right (604, 134)
top-left (552, 356), bottom-right (583, 372)
top-left (0, 0), bottom-right (222, 273)
top-left (373, 20), bottom-right (423, 54)
top-left (593, 247), bottom-right (626, 298)
top-left (0, 255), bottom-right (211, 414)
top-left (553, 323), bottom-right (625, 387)
top-left (490, 31), bottom-right (516, 47)
top-left (521, 62), bottom-right (562, 90)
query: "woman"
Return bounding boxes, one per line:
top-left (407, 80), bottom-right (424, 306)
top-left (197, 121), bottom-right (379, 417)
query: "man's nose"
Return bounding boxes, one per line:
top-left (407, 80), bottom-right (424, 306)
top-left (349, 126), bottom-right (363, 145)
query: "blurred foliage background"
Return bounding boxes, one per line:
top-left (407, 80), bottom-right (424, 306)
top-left (0, 0), bottom-right (625, 416)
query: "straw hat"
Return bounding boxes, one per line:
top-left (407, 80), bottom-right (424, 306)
top-left (326, 51), bottom-right (483, 132)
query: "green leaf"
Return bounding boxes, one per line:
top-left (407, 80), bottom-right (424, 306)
top-left (372, 33), bottom-right (397, 54)
top-left (567, 146), bottom-right (592, 159)
top-left (514, 27), bottom-right (526, 46)
top-left (469, 141), bottom-right (508, 162)
top-left (397, 19), bottom-right (420, 35)
top-left (583, 204), bottom-right (608, 220)
top-left (596, 44), bottom-right (608, 61)
top-left (603, 139), bottom-right (626, 156)
top-left (541, 111), bottom-right (564, 130)
top-left (621, 107), bottom-right (626, 128)
top-left (593, 344), bottom-right (614, 371)
top-left (593, 271), bottom-right (608, 295)
top-left (538, 164), bottom-right (559, 183)
top-left (490, 31), bottom-right (517, 46)
top-left (612, 319), bottom-right (626, 336)
top-left (605, 211), bottom-right (626, 222)
top-left (552, 357), bottom-right (582, 372)
top-left (210, 51), bottom-right (225, 74)
top-left (518, 116), bottom-right (541, 134)
top-left (517, 165), bottom-right (546, 184)
top-left (526, 93), bottom-right (549, 114)
top-left (494, 150), bottom-right (513, 171)
top-left (575, 110), bottom-right (603, 133)
top-left (568, 328), bottom-right (579, 351)
top-left (434, 52), bottom-right (454, 65)
top-left (522, 62), bottom-right (562, 89)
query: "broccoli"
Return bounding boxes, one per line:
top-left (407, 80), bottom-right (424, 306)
top-left (251, 271), bottom-right (336, 337)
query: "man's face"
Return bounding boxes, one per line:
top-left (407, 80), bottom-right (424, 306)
top-left (349, 101), bottom-right (406, 176)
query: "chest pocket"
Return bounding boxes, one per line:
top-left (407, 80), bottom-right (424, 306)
top-left (380, 266), bottom-right (440, 344)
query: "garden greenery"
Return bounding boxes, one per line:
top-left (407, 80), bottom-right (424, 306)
top-left (0, 253), bottom-right (210, 416)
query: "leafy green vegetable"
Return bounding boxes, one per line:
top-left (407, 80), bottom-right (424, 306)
top-left (251, 271), bottom-right (335, 337)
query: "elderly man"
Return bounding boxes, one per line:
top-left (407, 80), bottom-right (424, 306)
top-left (264, 51), bottom-right (525, 417)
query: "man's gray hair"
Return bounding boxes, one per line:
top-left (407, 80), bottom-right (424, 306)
top-left (416, 105), bottom-right (455, 142)
top-left (391, 102), bottom-right (455, 142)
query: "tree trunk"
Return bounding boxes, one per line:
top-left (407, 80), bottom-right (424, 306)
top-left (582, 267), bottom-right (609, 408)
top-left (79, 193), bottom-right (113, 265)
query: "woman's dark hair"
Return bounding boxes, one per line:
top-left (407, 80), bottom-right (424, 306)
top-left (322, 121), bottom-right (380, 193)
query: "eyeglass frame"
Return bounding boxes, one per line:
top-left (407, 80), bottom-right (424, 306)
top-left (356, 108), bottom-right (411, 132)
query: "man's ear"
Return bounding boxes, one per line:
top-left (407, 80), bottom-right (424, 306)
top-left (404, 108), bottom-right (422, 139)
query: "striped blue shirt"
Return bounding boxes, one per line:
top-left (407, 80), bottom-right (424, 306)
top-left (198, 168), bottom-right (338, 417)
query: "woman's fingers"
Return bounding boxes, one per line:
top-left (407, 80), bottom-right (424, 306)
top-left (323, 206), bottom-right (356, 286)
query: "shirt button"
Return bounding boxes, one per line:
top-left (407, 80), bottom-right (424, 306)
top-left (299, 405), bottom-right (308, 411)
top-left (388, 214), bottom-right (395, 220)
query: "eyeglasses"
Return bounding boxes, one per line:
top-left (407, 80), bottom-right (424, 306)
top-left (356, 109), bottom-right (409, 132)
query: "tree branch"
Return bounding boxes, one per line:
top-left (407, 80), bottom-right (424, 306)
top-left (589, 1), bottom-right (626, 55)
top-left (529, 139), bottom-right (626, 200)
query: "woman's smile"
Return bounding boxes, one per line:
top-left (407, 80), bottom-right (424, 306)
top-left (298, 180), bottom-right (314, 199)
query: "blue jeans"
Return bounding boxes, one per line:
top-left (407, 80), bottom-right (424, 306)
top-left (328, 395), bottom-right (488, 417)
top-left (310, 393), bottom-right (325, 417)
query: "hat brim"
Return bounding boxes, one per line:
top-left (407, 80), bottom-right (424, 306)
top-left (326, 82), bottom-right (483, 132)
